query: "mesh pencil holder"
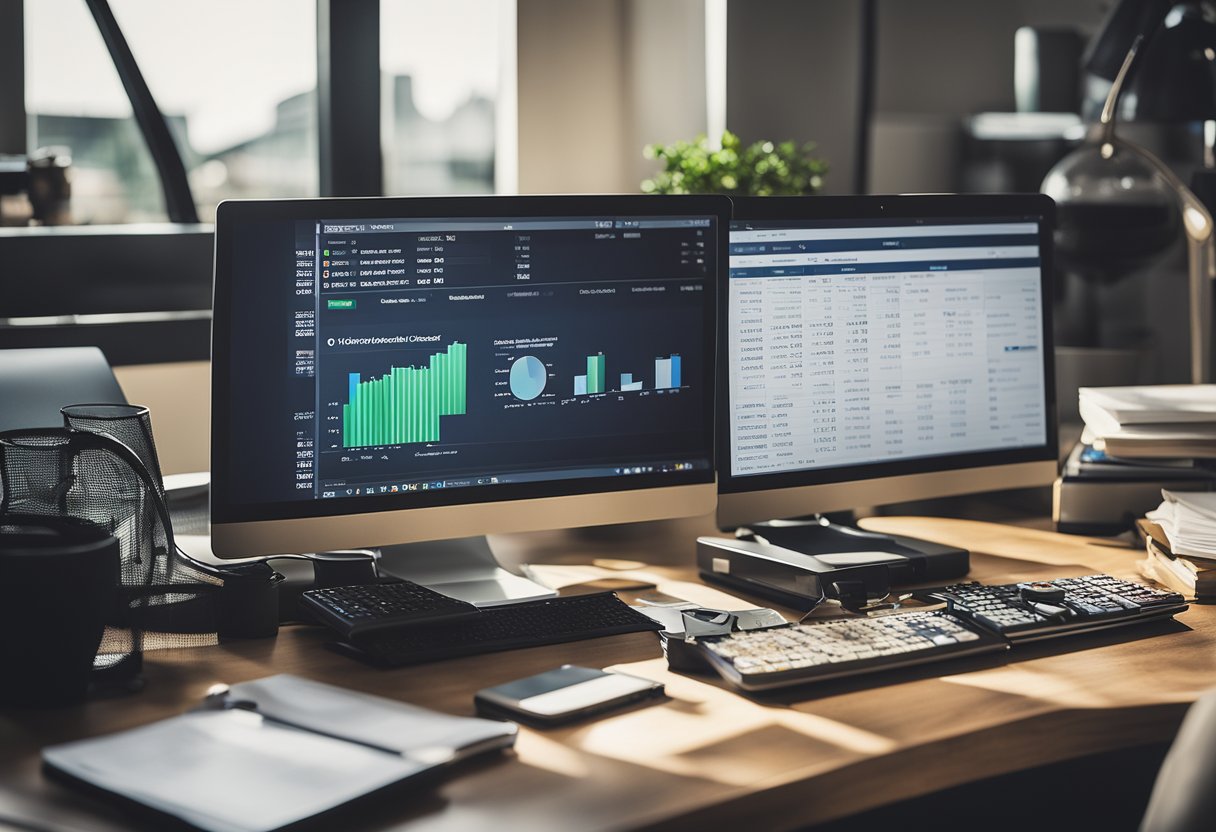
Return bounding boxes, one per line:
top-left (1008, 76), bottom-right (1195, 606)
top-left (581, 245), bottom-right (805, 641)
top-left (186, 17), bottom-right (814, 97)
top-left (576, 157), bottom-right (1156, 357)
top-left (62, 404), bottom-right (165, 498)
top-left (58, 405), bottom-right (283, 639)
top-left (0, 429), bottom-right (168, 688)
top-left (0, 422), bottom-right (267, 693)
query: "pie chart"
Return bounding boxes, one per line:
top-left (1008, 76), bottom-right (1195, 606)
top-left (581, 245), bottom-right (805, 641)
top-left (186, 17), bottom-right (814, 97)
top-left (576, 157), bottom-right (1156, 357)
top-left (509, 355), bottom-right (547, 401)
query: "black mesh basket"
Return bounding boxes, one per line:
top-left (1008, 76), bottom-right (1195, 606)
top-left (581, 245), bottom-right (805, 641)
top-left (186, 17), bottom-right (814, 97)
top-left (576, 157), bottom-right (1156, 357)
top-left (0, 427), bottom-right (226, 689)
top-left (61, 404), bottom-right (165, 499)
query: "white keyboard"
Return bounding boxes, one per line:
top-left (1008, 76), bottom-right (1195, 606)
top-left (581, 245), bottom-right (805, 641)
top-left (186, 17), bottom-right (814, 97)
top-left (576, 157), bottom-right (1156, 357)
top-left (699, 610), bottom-right (1007, 691)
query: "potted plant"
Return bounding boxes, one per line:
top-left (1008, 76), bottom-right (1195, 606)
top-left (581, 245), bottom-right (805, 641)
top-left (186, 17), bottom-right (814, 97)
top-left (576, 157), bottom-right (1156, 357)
top-left (641, 131), bottom-right (827, 196)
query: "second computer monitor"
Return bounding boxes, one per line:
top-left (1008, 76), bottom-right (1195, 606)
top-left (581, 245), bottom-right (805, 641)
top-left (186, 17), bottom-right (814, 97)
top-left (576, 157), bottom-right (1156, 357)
top-left (719, 194), bottom-right (1058, 530)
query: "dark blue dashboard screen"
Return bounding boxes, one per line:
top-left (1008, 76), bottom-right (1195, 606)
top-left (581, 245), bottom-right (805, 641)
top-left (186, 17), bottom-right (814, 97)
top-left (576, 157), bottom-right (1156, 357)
top-left (218, 213), bottom-right (718, 520)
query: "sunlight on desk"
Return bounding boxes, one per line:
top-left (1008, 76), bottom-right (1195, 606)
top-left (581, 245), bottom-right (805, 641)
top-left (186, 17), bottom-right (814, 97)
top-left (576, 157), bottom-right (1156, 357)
top-left (526, 564), bottom-right (761, 611)
top-left (940, 665), bottom-right (1124, 708)
top-left (863, 517), bottom-right (1137, 573)
top-left (516, 732), bottom-right (594, 779)
top-left (539, 657), bottom-right (898, 786)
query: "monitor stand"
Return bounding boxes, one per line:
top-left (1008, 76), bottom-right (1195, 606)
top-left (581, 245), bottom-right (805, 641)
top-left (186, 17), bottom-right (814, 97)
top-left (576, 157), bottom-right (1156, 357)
top-left (737, 515), bottom-right (969, 583)
top-left (374, 536), bottom-right (558, 607)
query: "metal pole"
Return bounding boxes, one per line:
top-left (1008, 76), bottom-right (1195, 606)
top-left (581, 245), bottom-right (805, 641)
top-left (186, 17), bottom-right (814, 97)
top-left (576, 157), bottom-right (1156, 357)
top-left (318, 0), bottom-right (383, 197)
top-left (84, 0), bottom-right (198, 224)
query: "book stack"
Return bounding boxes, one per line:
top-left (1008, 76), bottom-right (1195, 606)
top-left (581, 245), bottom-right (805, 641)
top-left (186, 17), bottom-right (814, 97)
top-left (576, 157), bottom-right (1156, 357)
top-left (1055, 386), bottom-right (1216, 535)
top-left (1080, 385), bottom-right (1216, 458)
top-left (1138, 491), bottom-right (1216, 601)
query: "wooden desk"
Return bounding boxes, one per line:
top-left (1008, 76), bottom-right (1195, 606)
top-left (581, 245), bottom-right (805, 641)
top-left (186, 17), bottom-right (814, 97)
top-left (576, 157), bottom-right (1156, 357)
top-left (3, 515), bottom-right (1215, 831)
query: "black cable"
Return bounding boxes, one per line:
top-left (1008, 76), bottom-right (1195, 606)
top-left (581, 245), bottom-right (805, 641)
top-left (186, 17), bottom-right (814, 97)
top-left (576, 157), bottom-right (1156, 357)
top-left (853, 0), bottom-right (877, 195)
top-left (83, 0), bottom-right (198, 224)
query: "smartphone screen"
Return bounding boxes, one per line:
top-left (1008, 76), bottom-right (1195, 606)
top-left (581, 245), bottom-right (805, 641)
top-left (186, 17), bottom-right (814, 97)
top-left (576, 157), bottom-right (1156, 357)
top-left (475, 665), bottom-right (663, 725)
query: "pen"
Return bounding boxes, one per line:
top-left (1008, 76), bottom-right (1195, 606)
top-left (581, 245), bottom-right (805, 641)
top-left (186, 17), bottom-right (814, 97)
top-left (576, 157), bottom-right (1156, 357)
top-left (196, 684), bottom-right (403, 757)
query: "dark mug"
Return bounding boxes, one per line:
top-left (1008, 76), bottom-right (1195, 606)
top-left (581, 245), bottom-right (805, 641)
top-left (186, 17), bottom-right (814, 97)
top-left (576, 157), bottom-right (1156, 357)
top-left (0, 519), bottom-right (119, 707)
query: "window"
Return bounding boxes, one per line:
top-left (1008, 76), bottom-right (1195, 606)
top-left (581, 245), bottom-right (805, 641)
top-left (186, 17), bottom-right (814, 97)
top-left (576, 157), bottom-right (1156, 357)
top-left (25, 0), bottom-right (318, 223)
top-left (380, 0), bottom-right (512, 195)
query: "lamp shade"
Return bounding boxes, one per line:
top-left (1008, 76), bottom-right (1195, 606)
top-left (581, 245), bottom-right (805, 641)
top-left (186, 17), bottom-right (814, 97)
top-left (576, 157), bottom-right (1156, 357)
top-left (1123, 2), bottom-right (1216, 122)
top-left (1085, 0), bottom-right (1173, 80)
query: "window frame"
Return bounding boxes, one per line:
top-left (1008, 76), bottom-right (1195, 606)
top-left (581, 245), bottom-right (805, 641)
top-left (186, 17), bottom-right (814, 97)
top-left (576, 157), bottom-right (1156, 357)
top-left (1, 0), bottom-right (398, 364)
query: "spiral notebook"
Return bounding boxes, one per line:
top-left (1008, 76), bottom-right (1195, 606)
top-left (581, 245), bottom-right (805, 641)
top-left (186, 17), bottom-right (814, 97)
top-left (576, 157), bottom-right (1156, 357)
top-left (42, 674), bottom-right (517, 832)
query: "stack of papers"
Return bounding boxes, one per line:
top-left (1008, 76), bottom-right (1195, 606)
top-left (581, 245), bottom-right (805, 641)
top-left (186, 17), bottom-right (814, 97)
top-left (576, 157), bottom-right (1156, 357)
top-left (1079, 385), bottom-right (1216, 458)
top-left (1146, 490), bottom-right (1216, 558)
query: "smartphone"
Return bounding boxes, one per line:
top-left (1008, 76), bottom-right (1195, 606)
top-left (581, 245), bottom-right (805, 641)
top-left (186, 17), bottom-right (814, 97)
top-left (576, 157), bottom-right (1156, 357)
top-left (474, 665), bottom-right (664, 726)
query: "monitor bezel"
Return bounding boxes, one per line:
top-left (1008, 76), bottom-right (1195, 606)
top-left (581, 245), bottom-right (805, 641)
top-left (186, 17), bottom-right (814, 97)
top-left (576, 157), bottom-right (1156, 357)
top-left (210, 194), bottom-right (729, 554)
top-left (718, 194), bottom-right (1058, 521)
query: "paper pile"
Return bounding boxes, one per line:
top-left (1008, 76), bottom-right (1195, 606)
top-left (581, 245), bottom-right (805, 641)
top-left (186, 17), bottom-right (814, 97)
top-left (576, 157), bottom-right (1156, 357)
top-left (1080, 385), bottom-right (1216, 458)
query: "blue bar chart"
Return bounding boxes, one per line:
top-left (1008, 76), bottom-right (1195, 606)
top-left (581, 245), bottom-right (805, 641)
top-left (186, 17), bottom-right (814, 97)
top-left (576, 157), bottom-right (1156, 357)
top-left (654, 355), bottom-right (681, 389)
top-left (569, 352), bottom-right (685, 396)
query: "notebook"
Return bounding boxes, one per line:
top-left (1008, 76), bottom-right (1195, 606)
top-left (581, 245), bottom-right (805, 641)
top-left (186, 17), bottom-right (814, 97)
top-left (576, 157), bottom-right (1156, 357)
top-left (42, 674), bottom-right (517, 832)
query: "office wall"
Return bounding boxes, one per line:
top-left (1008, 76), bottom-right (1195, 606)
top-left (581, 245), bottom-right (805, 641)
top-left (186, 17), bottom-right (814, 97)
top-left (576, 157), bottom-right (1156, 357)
top-left (517, 0), bottom-right (629, 193)
top-left (621, 0), bottom-right (708, 190)
top-left (516, 0), bottom-right (707, 195)
top-left (726, 0), bottom-right (1108, 195)
top-left (516, 0), bottom-right (1110, 196)
top-left (725, 0), bottom-right (861, 194)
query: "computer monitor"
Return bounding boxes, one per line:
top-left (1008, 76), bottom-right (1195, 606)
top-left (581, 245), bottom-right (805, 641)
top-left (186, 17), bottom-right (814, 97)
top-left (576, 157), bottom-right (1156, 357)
top-left (211, 195), bottom-right (728, 603)
top-left (719, 194), bottom-right (1058, 557)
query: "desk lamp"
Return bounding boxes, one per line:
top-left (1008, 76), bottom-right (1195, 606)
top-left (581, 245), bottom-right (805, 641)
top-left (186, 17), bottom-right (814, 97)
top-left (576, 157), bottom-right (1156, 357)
top-left (1042, 1), bottom-right (1216, 382)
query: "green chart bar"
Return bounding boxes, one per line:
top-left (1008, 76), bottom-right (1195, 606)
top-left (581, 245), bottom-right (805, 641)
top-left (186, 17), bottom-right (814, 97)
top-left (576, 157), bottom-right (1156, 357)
top-left (586, 353), bottom-right (605, 394)
top-left (342, 342), bottom-right (467, 447)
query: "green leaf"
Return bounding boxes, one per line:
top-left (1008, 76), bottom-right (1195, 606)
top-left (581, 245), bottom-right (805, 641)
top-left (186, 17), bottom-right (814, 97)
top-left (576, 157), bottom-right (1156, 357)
top-left (640, 130), bottom-right (826, 195)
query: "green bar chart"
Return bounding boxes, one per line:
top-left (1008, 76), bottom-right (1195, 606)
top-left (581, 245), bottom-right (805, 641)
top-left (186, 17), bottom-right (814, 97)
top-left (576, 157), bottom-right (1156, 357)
top-left (342, 342), bottom-right (467, 447)
top-left (582, 353), bottom-right (605, 395)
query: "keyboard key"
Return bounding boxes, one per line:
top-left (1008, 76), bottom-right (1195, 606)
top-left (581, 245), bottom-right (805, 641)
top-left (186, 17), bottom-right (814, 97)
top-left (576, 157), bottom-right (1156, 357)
top-left (698, 610), bottom-right (1006, 691)
top-left (937, 575), bottom-right (1185, 642)
top-left (302, 581), bottom-right (480, 640)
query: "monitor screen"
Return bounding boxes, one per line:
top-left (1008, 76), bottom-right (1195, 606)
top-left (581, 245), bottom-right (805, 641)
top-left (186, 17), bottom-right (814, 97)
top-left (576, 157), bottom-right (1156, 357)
top-left (211, 196), bottom-right (724, 548)
top-left (720, 195), bottom-right (1056, 517)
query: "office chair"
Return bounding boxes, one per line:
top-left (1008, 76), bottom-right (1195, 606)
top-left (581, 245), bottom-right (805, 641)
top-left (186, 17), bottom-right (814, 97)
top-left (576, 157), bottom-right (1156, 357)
top-left (1140, 688), bottom-right (1216, 832)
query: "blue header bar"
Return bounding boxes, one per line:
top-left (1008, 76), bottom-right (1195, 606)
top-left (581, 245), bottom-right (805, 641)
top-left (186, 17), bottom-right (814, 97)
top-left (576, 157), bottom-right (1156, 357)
top-left (729, 257), bottom-right (1041, 278)
top-left (729, 233), bottom-right (1038, 256)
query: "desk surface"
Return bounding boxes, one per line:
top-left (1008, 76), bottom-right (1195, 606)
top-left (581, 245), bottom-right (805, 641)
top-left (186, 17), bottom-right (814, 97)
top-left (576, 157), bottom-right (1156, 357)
top-left (4, 515), bottom-right (1215, 831)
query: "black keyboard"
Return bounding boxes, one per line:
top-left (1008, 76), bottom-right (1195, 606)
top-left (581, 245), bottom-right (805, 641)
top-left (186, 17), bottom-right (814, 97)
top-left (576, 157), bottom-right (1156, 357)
top-left (341, 592), bottom-right (663, 667)
top-left (934, 574), bottom-right (1187, 643)
top-left (301, 581), bottom-right (480, 640)
top-left (697, 611), bottom-right (1008, 692)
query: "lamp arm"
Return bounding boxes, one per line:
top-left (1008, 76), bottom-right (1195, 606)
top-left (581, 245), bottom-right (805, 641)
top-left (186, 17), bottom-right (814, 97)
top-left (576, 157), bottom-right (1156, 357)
top-left (1114, 136), bottom-right (1215, 248)
top-left (1088, 26), bottom-right (1216, 381)
top-left (1099, 34), bottom-right (1144, 137)
top-left (1111, 136), bottom-right (1216, 382)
